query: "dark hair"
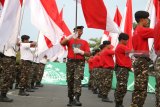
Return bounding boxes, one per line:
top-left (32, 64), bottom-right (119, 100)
top-left (21, 35), bottom-right (30, 42)
top-left (73, 26), bottom-right (84, 31)
top-left (135, 11), bottom-right (149, 23)
top-left (103, 40), bottom-right (111, 46)
top-left (118, 33), bottom-right (129, 41)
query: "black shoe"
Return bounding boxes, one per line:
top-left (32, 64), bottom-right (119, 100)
top-left (92, 89), bottom-right (98, 94)
top-left (18, 89), bottom-right (30, 96)
top-left (102, 96), bottom-right (113, 103)
top-left (73, 94), bottom-right (82, 106)
top-left (67, 98), bottom-right (74, 106)
top-left (31, 86), bottom-right (38, 89)
top-left (36, 82), bottom-right (44, 87)
top-left (98, 94), bottom-right (102, 98)
top-left (15, 84), bottom-right (19, 89)
top-left (0, 93), bottom-right (13, 102)
top-left (115, 101), bottom-right (124, 107)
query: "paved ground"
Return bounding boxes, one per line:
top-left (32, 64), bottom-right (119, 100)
top-left (0, 85), bottom-right (155, 107)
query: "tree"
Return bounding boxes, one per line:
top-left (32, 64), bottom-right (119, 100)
top-left (88, 37), bottom-right (101, 50)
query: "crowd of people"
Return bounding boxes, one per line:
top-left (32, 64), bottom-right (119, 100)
top-left (87, 11), bottom-right (160, 107)
top-left (0, 10), bottom-right (160, 107)
top-left (0, 35), bottom-right (47, 102)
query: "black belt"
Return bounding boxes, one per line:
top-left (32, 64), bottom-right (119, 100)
top-left (0, 53), bottom-right (4, 58)
top-left (5, 55), bottom-right (16, 60)
top-left (67, 58), bottom-right (84, 62)
top-left (21, 60), bottom-right (33, 64)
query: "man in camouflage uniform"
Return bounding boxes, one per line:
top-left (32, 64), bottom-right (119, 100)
top-left (100, 41), bottom-right (114, 102)
top-left (114, 33), bottom-right (132, 107)
top-left (18, 35), bottom-right (36, 96)
top-left (35, 55), bottom-right (48, 87)
top-left (154, 20), bottom-right (160, 107)
top-left (61, 26), bottom-right (90, 106)
top-left (0, 41), bottom-right (19, 102)
top-left (0, 52), bottom-right (4, 89)
top-left (130, 11), bottom-right (156, 107)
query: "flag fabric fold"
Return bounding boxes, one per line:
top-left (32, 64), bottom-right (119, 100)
top-left (0, 0), bottom-right (22, 51)
top-left (81, 0), bottom-right (119, 33)
top-left (114, 7), bottom-right (122, 27)
top-left (120, 0), bottom-right (133, 50)
top-left (29, 0), bottom-right (64, 58)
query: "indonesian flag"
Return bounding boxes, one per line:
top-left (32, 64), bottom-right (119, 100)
top-left (120, 0), bottom-right (133, 50)
top-left (30, 0), bottom-right (63, 58)
top-left (146, 0), bottom-right (160, 61)
top-left (0, 0), bottom-right (23, 50)
top-left (59, 7), bottom-right (71, 37)
top-left (81, 0), bottom-right (119, 33)
top-left (114, 7), bottom-right (122, 27)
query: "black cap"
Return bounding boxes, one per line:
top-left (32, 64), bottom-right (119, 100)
top-left (103, 40), bottom-right (111, 46)
top-left (135, 11), bottom-right (149, 23)
top-left (21, 35), bottom-right (30, 40)
top-left (73, 26), bottom-right (84, 31)
top-left (118, 33), bottom-right (129, 41)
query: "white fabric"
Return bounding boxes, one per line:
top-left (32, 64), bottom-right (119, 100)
top-left (29, 0), bottom-right (64, 58)
top-left (40, 57), bottom-right (47, 64)
top-left (73, 48), bottom-right (84, 55)
top-left (146, 0), bottom-right (157, 61)
top-left (0, 0), bottom-right (22, 47)
top-left (4, 44), bottom-right (19, 57)
top-left (20, 43), bottom-right (33, 61)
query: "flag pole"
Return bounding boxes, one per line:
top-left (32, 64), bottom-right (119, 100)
top-left (75, 0), bottom-right (78, 28)
top-left (17, 0), bottom-right (26, 40)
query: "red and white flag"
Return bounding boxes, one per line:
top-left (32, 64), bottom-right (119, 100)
top-left (0, 0), bottom-right (23, 51)
top-left (29, 0), bottom-right (64, 59)
top-left (114, 7), bottom-right (122, 27)
top-left (146, 0), bottom-right (160, 61)
top-left (81, 0), bottom-right (119, 33)
top-left (120, 0), bottom-right (133, 50)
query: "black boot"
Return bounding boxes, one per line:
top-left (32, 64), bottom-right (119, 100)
top-left (15, 84), bottom-right (19, 89)
top-left (102, 96), bottom-right (113, 102)
top-left (115, 101), bottom-right (124, 107)
top-left (31, 82), bottom-right (38, 89)
top-left (0, 93), bottom-right (13, 102)
top-left (18, 88), bottom-right (30, 96)
top-left (67, 97), bottom-right (74, 106)
top-left (26, 88), bottom-right (35, 92)
top-left (36, 81), bottom-right (44, 87)
top-left (73, 94), bottom-right (82, 106)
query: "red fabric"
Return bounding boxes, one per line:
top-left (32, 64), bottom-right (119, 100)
top-left (92, 54), bottom-right (102, 68)
top-left (154, 20), bottom-right (160, 54)
top-left (19, 0), bottom-right (23, 6)
top-left (88, 57), bottom-right (94, 70)
top-left (67, 38), bottom-right (90, 59)
top-left (81, 0), bottom-right (107, 30)
top-left (104, 31), bottom-right (111, 41)
top-left (115, 44), bottom-right (132, 68)
top-left (0, 0), bottom-right (5, 6)
top-left (44, 35), bottom-right (53, 48)
top-left (101, 48), bottom-right (115, 68)
top-left (114, 7), bottom-right (122, 27)
top-left (154, 0), bottom-right (160, 20)
top-left (40, 0), bottom-right (61, 28)
top-left (124, 0), bottom-right (133, 50)
top-left (132, 26), bottom-right (154, 55)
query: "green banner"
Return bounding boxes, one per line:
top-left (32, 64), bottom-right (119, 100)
top-left (42, 62), bottom-right (156, 93)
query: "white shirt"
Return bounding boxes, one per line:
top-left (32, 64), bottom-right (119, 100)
top-left (40, 57), bottom-right (48, 64)
top-left (4, 44), bottom-right (18, 57)
top-left (20, 43), bottom-right (33, 61)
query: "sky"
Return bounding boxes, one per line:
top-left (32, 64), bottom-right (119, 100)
top-left (20, 0), bottom-right (148, 42)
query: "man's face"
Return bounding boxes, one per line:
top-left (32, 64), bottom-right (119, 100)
top-left (76, 29), bottom-right (83, 37)
top-left (142, 18), bottom-right (150, 27)
top-left (23, 39), bottom-right (29, 43)
top-left (122, 40), bottom-right (128, 45)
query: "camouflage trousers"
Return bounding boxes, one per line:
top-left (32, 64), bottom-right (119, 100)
top-left (0, 57), bottom-right (3, 89)
top-left (101, 68), bottom-right (113, 96)
top-left (114, 66), bottom-right (129, 103)
top-left (36, 63), bottom-right (45, 82)
top-left (1, 56), bottom-right (16, 93)
top-left (88, 70), bottom-right (93, 89)
top-left (66, 59), bottom-right (85, 98)
top-left (131, 57), bottom-right (149, 107)
top-left (30, 62), bottom-right (39, 84)
top-left (92, 68), bottom-right (103, 94)
top-left (19, 60), bottom-right (34, 89)
top-left (155, 57), bottom-right (160, 107)
top-left (15, 64), bottom-right (21, 85)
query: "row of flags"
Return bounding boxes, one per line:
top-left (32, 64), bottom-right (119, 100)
top-left (0, 0), bottom-right (159, 60)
